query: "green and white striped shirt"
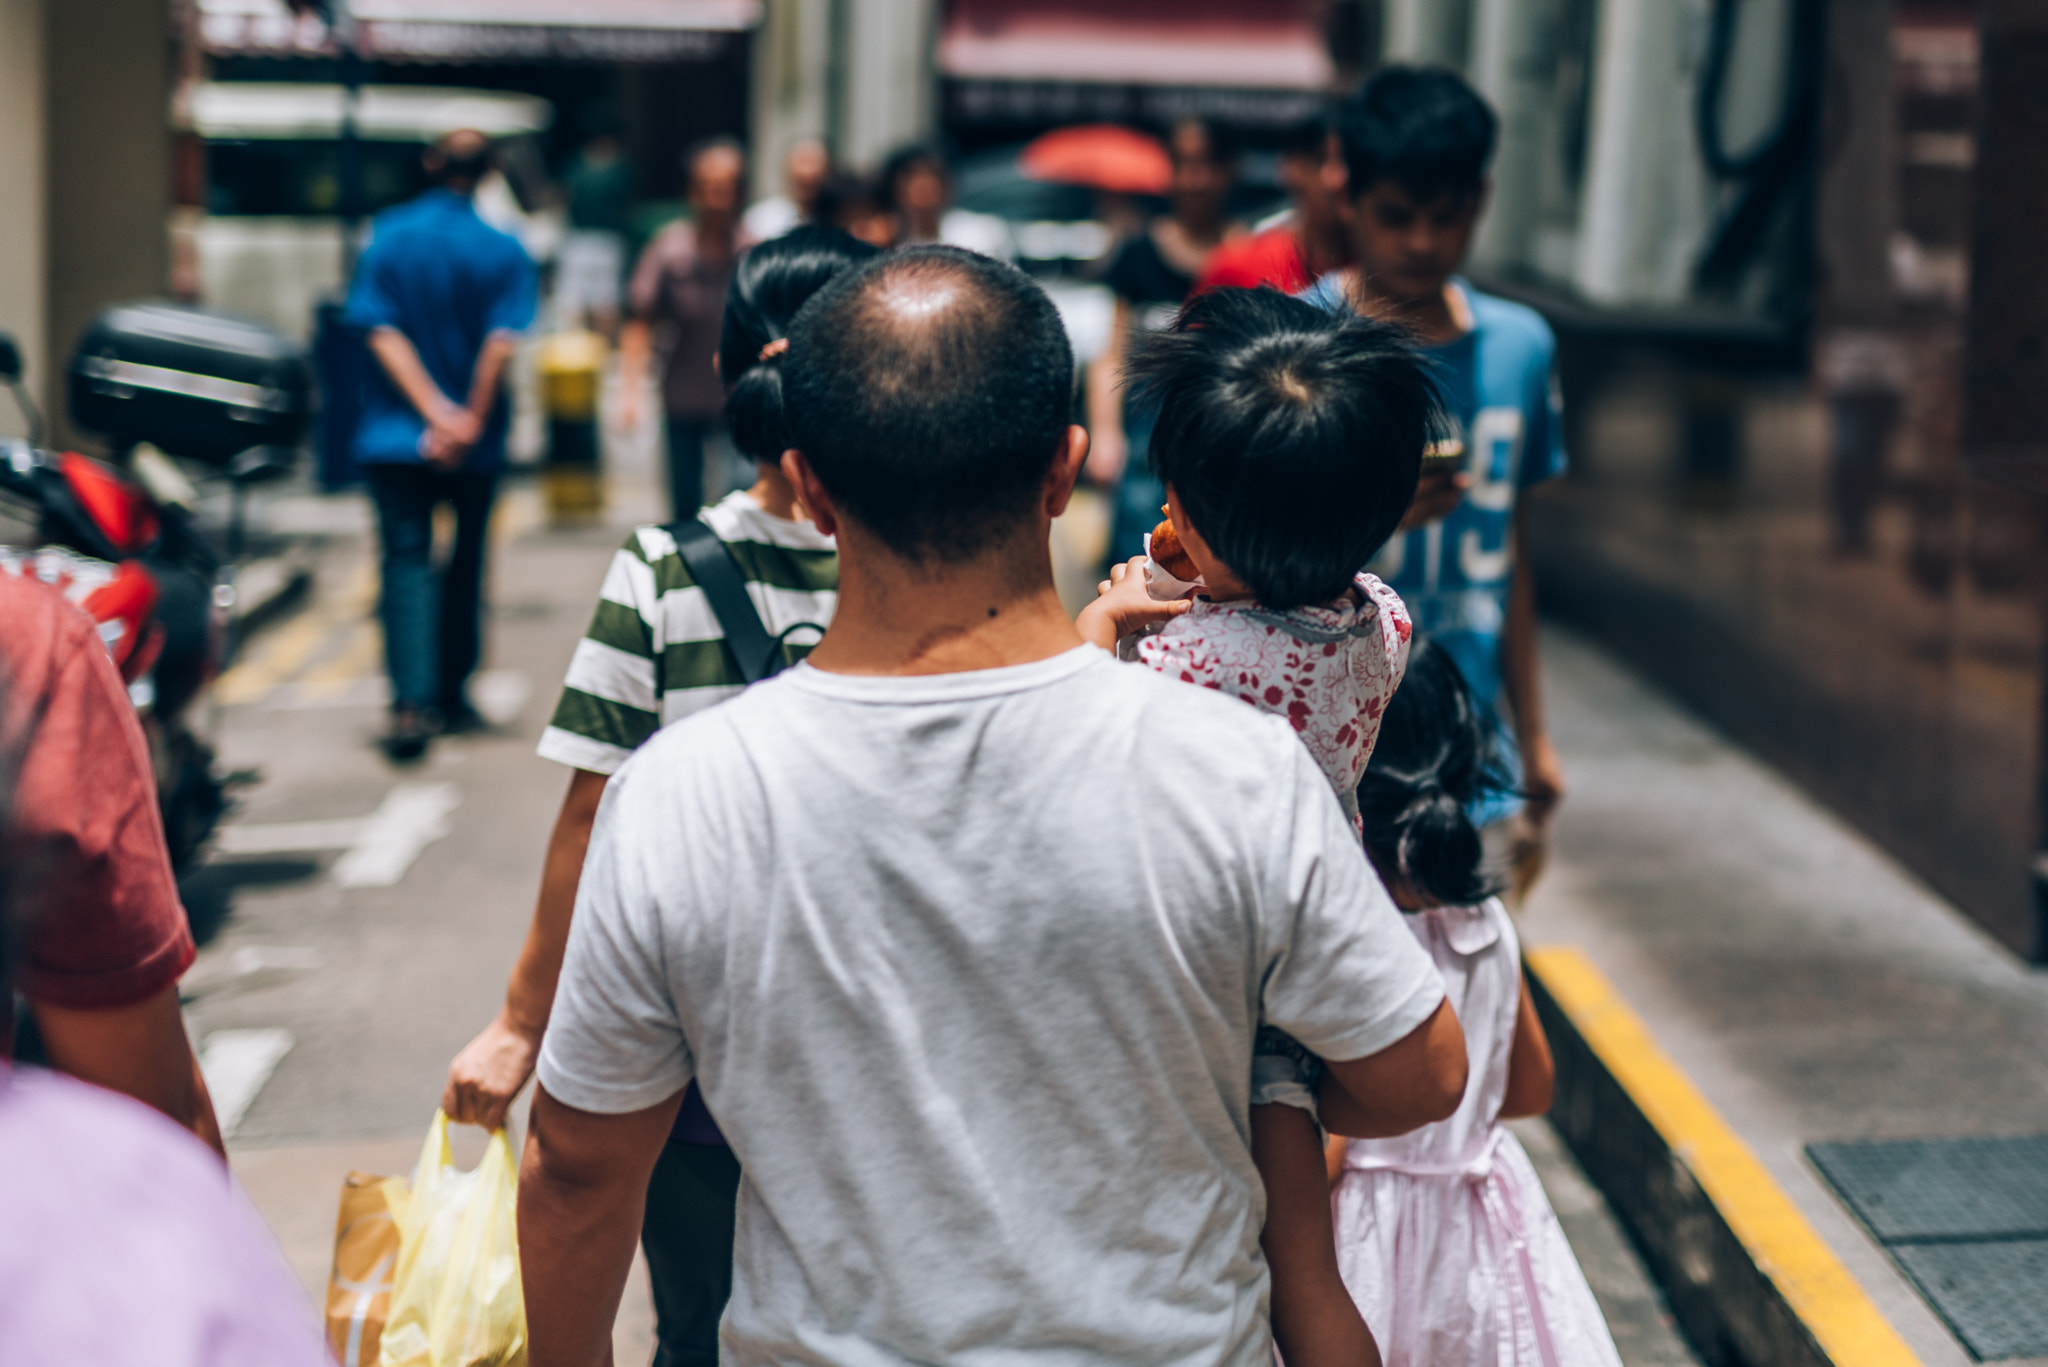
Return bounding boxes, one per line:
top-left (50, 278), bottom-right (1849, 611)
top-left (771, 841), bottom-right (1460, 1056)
top-left (537, 490), bottom-right (838, 775)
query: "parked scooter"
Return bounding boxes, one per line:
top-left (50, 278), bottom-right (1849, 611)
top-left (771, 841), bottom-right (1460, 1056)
top-left (0, 304), bottom-right (314, 871)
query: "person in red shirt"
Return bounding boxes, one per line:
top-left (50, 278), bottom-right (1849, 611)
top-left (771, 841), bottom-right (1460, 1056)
top-left (0, 570), bottom-right (223, 1156)
top-left (1196, 113), bottom-right (1352, 296)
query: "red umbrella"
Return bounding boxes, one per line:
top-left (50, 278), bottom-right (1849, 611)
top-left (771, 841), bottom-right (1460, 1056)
top-left (1020, 125), bottom-right (1173, 196)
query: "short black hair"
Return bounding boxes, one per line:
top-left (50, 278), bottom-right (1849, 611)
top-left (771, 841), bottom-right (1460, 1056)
top-left (719, 226), bottom-right (882, 464)
top-left (783, 246), bottom-right (1075, 561)
top-left (1358, 638), bottom-right (1513, 907)
top-left (1125, 286), bottom-right (1439, 610)
top-left (1337, 65), bottom-right (1498, 204)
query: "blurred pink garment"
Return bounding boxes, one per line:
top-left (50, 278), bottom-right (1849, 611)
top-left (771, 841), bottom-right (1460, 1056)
top-left (0, 1065), bottom-right (328, 1367)
top-left (1331, 901), bottom-right (1622, 1367)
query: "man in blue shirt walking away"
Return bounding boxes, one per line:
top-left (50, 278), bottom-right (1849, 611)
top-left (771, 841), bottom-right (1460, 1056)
top-left (346, 129), bottom-right (537, 761)
top-left (1303, 66), bottom-right (1567, 897)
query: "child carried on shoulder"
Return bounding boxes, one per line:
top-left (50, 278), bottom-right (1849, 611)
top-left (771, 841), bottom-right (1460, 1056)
top-left (1077, 283), bottom-right (1439, 1367)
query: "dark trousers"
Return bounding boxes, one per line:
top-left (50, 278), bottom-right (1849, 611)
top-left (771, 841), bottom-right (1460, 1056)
top-left (642, 1140), bottom-right (741, 1367)
top-left (364, 462), bottom-right (498, 713)
top-left (665, 417), bottom-right (710, 521)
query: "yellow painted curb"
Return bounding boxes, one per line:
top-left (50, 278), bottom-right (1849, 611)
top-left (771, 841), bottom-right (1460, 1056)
top-left (1526, 946), bottom-right (1922, 1367)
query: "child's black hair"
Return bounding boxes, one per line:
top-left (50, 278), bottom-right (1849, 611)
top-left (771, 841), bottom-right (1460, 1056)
top-left (1123, 285), bottom-right (1440, 610)
top-left (1336, 65), bottom-right (1498, 205)
top-left (718, 225), bottom-right (882, 464)
top-left (1358, 638), bottom-right (1513, 907)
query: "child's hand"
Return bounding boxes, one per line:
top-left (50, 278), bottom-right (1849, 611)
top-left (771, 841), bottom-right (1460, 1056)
top-left (1076, 556), bottom-right (1190, 650)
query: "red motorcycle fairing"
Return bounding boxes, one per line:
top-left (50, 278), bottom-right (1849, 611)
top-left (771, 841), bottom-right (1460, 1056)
top-left (0, 547), bottom-right (163, 685)
top-left (59, 450), bottom-right (159, 556)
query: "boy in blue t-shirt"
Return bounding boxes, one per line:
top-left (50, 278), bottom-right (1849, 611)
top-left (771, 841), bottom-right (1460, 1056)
top-left (1303, 65), bottom-right (1566, 892)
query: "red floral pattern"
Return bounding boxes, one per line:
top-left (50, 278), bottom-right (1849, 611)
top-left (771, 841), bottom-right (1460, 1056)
top-left (1136, 573), bottom-right (1411, 824)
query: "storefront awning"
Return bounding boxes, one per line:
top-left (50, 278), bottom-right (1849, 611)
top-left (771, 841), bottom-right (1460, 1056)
top-left (939, 0), bottom-right (1333, 90)
top-left (197, 0), bottom-right (759, 63)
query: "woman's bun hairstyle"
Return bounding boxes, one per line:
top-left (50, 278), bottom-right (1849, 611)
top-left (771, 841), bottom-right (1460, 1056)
top-left (719, 225), bottom-right (882, 463)
top-left (1358, 637), bottom-right (1513, 907)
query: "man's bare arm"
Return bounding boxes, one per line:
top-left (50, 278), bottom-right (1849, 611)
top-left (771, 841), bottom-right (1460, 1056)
top-left (463, 332), bottom-right (521, 426)
top-left (445, 768), bottom-right (609, 1130)
top-left (34, 983), bottom-right (226, 1158)
top-left (1500, 504), bottom-right (1564, 827)
top-left (520, 1084), bottom-right (681, 1367)
top-left (1316, 997), bottom-right (1467, 1139)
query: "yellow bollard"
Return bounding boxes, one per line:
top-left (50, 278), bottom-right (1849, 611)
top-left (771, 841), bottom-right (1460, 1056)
top-left (537, 329), bottom-right (606, 521)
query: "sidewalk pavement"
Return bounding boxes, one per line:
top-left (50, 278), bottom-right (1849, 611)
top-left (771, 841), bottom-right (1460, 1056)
top-left (1523, 623), bottom-right (2048, 1367)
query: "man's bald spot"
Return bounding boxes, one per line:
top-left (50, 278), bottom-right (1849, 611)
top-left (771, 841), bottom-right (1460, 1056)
top-left (842, 257), bottom-right (999, 389)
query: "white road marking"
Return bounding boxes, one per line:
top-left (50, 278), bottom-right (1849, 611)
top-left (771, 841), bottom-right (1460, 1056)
top-left (331, 782), bottom-right (461, 888)
top-left (471, 669), bottom-right (531, 725)
top-left (183, 945), bottom-right (326, 996)
top-left (212, 782), bottom-right (461, 888)
top-left (200, 1027), bottom-right (293, 1139)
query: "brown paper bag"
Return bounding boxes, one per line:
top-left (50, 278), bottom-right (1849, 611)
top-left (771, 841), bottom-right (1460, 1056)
top-left (325, 1169), bottom-right (410, 1367)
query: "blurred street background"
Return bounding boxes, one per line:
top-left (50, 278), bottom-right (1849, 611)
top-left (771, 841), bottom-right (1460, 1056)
top-left (6, 0), bottom-right (2048, 1364)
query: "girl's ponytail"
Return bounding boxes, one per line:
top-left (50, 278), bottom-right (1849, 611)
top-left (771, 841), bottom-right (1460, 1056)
top-left (716, 225), bottom-right (882, 464)
top-left (1387, 783), bottom-right (1491, 908)
top-left (1358, 639), bottom-right (1512, 908)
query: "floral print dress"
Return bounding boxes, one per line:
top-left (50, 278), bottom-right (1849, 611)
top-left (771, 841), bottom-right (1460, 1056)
top-left (1135, 572), bottom-right (1413, 830)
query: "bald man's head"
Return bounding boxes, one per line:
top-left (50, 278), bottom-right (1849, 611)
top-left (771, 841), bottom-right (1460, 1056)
top-left (784, 247), bottom-right (1074, 562)
top-left (426, 129), bottom-right (491, 191)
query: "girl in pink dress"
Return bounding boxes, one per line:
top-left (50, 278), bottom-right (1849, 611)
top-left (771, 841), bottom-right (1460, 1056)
top-left (1335, 640), bottom-right (1623, 1367)
top-left (1079, 285), bottom-right (1442, 1367)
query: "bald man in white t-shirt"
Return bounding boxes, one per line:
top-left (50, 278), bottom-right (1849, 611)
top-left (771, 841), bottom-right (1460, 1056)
top-left (518, 247), bottom-right (1466, 1367)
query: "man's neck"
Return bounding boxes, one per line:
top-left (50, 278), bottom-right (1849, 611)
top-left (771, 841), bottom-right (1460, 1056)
top-left (803, 529), bottom-right (1083, 678)
top-left (1349, 274), bottom-right (1467, 346)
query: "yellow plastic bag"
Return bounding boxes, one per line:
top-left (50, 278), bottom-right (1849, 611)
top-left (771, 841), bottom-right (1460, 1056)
top-left (378, 1111), bottom-right (527, 1367)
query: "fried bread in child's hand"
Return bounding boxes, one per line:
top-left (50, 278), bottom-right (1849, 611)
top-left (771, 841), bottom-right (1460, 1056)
top-left (1148, 507), bottom-right (1201, 582)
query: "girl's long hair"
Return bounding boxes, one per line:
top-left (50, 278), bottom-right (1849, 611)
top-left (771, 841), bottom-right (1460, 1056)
top-left (1358, 638), bottom-right (1514, 907)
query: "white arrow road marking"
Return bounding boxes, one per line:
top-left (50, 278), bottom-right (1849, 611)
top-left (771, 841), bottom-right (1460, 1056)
top-left (199, 1028), bottom-right (293, 1140)
top-left (212, 781), bottom-right (461, 889)
top-left (331, 782), bottom-right (460, 888)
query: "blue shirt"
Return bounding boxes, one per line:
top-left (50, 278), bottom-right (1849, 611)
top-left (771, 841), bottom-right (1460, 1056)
top-left (1304, 274), bottom-right (1564, 820)
top-left (344, 189), bottom-right (536, 468)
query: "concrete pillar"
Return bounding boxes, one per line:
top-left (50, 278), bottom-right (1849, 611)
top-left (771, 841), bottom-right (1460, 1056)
top-left (1382, 0), bottom-right (1471, 67)
top-left (1466, 0), bottom-right (1552, 273)
top-left (45, 0), bottom-right (171, 446)
top-left (749, 0), bottom-right (833, 201)
top-left (0, 0), bottom-right (48, 427)
top-left (836, 0), bottom-right (935, 170)
top-left (1571, 0), bottom-right (1687, 303)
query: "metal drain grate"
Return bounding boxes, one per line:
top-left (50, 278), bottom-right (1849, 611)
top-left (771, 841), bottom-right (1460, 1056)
top-left (1809, 1136), bottom-right (2048, 1360)
top-left (1891, 1241), bottom-right (2048, 1362)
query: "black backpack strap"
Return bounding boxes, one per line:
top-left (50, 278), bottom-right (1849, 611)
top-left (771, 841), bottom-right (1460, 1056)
top-left (667, 515), bottom-right (782, 684)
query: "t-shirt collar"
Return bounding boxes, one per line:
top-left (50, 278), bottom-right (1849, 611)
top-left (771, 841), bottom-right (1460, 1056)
top-left (787, 645), bottom-right (1103, 703)
top-left (710, 488), bottom-right (833, 552)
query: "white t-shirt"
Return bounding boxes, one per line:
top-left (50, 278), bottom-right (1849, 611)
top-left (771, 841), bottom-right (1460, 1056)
top-left (538, 645), bottom-right (1445, 1367)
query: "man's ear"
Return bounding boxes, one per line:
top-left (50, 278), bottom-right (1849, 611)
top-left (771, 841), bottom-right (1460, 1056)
top-left (780, 450), bottom-right (838, 538)
top-left (1044, 425), bottom-right (1089, 521)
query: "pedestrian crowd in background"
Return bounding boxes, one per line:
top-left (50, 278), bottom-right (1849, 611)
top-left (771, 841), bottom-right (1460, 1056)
top-left (0, 59), bottom-right (1587, 1367)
